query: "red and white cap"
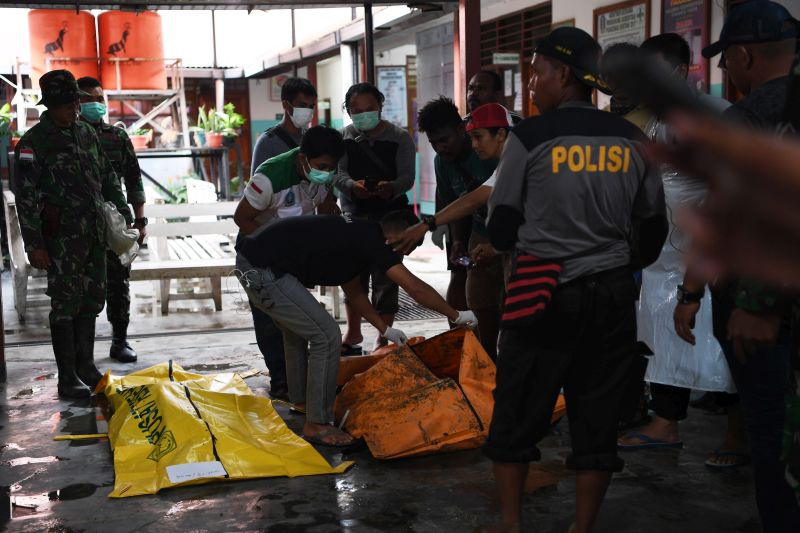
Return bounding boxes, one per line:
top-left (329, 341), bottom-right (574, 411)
top-left (465, 103), bottom-right (513, 132)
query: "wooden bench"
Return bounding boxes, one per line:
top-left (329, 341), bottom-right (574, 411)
top-left (3, 192), bottom-right (342, 320)
top-left (2, 192), bottom-right (239, 319)
top-left (141, 201), bottom-right (239, 315)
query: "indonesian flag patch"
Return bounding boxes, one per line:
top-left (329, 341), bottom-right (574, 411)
top-left (18, 148), bottom-right (34, 162)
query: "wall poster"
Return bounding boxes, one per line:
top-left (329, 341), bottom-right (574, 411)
top-left (663, 0), bottom-right (710, 93)
top-left (270, 73), bottom-right (290, 101)
top-left (377, 66), bottom-right (409, 128)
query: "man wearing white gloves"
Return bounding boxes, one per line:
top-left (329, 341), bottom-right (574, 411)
top-left (236, 211), bottom-right (476, 446)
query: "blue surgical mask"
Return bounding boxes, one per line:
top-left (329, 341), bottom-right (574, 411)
top-left (80, 102), bottom-right (107, 122)
top-left (306, 167), bottom-right (334, 185)
top-left (302, 156), bottom-right (334, 185)
top-left (351, 110), bottom-right (380, 132)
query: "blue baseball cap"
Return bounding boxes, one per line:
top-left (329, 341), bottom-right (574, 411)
top-left (702, 0), bottom-right (798, 58)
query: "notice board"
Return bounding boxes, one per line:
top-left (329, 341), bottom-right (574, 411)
top-left (377, 66), bottom-right (408, 128)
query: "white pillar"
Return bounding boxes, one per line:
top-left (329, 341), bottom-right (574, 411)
top-left (215, 79), bottom-right (224, 111)
top-left (340, 43), bottom-right (357, 127)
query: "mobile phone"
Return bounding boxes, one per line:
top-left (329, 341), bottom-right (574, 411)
top-left (454, 255), bottom-right (475, 268)
top-left (365, 179), bottom-right (379, 192)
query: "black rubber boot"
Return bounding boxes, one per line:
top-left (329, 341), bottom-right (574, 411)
top-left (110, 321), bottom-right (137, 363)
top-left (50, 319), bottom-right (91, 398)
top-left (74, 316), bottom-right (103, 390)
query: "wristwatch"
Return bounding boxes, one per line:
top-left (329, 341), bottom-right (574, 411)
top-left (676, 284), bottom-right (704, 304)
top-left (134, 217), bottom-right (149, 227)
top-left (421, 214), bottom-right (437, 232)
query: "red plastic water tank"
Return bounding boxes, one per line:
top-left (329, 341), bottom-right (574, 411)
top-left (28, 10), bottom-right (99, 88)
top-left (98, 11), bottom-right (167, 90)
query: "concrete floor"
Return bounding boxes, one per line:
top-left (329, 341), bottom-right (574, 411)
top-left (0, 241), bottom-right (760, 532)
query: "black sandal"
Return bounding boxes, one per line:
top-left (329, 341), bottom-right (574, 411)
top-left (341, 343), bottom-right (363, 356)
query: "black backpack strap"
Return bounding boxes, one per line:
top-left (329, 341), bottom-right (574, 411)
top-left (354, 134), bottom-right (393, 177)
top-left (266, 125), bottom-right (299, 149)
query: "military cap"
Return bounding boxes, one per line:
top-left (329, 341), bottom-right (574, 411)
top-left (39, 69), bottom-right (89, 108)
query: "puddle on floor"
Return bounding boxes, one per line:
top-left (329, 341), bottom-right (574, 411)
top-left (182, 362), bottom-right (242, 372)
top-left (2, 456), bottom-right (65, 467)
top-left (3, 482), bottom-right (111, 520)
top-left (12, 387), bottom-right (44, 400)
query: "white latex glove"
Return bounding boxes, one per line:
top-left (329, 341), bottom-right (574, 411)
top-left (382, 326), bottom-right (409, 346)
top-left (453, 310), bottom-right (478, 327)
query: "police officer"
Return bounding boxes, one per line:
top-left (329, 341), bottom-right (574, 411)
top-left (485, 28), bottom-right (667, 532)
top-left (15, 70), bottom-right (133, 398)
top-left (77, 76), bottom-right (146, 363)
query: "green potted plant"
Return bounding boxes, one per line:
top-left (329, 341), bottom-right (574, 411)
top-left (192, 103), bottom-right (246, 149)
top-left (194, 106), bottom-right (223, 148)
top-left (128, 127), bottom-right (152, 151)
top-left (0, 104), bottom-right (22, 150)
top-left (1, 103), bottom-right (12, 139)
top-left (220, 102), bottom-right (246, 147)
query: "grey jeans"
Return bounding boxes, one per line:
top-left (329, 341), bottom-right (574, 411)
top-left (236, 255), bottom-right (342, 424)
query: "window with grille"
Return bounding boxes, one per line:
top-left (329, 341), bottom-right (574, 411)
top-left (480, 2), bottom-right (553, 66)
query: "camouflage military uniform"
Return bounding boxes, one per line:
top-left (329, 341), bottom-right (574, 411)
top-left (15, 111), bottom-right (133, 323)
top-left (82, 118), bottom-right (145, 326)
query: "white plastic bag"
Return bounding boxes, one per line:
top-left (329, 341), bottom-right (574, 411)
top-left (103, 201), bottom-right (140, 267)
top-left (637, 120), bottom-right (735, 393)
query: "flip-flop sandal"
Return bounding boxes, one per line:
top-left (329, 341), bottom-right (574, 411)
top-left (618, 432), bottom-right (684, 451)
top-left (303, 427), bottom-right (355, 448)
top-left (341, 343), bottom-right (363, 356)
top-left (705, 450), bottom-right (750, 470)
top-left (289, 404), bottom-right (307, 415)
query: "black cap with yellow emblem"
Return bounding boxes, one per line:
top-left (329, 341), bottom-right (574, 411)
top-left (535, 27), bottom-right (611, 95)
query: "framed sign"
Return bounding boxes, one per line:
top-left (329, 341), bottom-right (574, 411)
top-left (493, 52), bottom-right (520, 65)
top-left (662, 0), bottom-right (710, 93)
top-left (594, 0), bottom-right (650, 50)
top-left (270, 73), bottom-right (290, 101)
top-left (377, 66), bottom-right (408, 128)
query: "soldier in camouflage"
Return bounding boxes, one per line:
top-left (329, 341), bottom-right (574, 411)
top-left (14, 69), bottom-right (133, 398)
top-left (77, 76), bottom-right (147, 363)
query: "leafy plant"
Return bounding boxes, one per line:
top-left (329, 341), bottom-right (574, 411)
top-left (0, 103), bottom-right (13, 137)
top-left (192, 103), bottom-right (246, 137)
top-left (129, 127), bottom-right (152, 136)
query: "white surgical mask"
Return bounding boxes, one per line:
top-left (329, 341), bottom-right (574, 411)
top-left (290, 107), bottom-right (314, 129)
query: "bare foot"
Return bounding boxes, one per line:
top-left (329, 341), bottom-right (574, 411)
top-left (706, 404), bottom-right (750, 467)
top-left (303, 421), bottom-right (354, 446)
top-left (342, 334), bottom-right (364, 347)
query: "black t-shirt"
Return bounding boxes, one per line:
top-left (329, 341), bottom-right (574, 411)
top-left (711, 75), bottom-right (791, 340)
top-left (236, 215), bottom-right (402, 286)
